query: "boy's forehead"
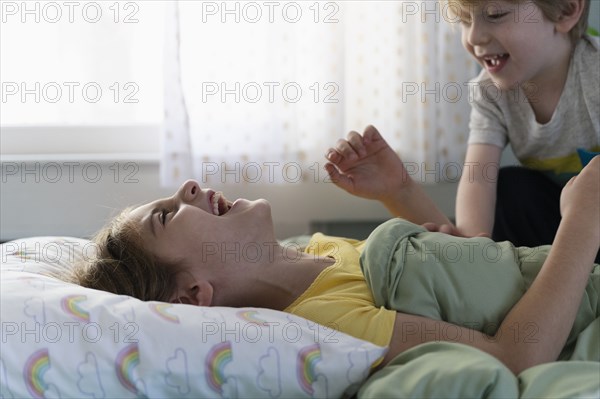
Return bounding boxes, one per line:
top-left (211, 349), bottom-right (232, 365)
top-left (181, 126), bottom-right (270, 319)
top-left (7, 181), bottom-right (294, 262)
top-left (449, 0), bottom-right (518, 10)
top-left (447, 0), bottom-right (522, 17)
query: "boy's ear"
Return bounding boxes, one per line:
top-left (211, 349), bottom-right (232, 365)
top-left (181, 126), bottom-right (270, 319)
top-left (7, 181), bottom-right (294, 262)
top-left (555, 0), bottom-right (585, 34)
top-left (171, 280), bottom-right (214, 306)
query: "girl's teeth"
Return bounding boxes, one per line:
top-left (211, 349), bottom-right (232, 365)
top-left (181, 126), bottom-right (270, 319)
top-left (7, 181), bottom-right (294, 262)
top-left (211, 192), bottom-right (232, 216)
top-left (212, 192), bottom-right (221, 215)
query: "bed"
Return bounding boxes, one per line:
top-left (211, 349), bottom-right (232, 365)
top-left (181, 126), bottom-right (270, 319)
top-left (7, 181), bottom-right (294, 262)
top-left (2, 236), bottom-right (599, 398)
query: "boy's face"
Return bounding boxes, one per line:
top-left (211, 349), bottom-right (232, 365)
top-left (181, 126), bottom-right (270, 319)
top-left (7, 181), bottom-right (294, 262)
top-left (458, 0), bottom-right (566, 90)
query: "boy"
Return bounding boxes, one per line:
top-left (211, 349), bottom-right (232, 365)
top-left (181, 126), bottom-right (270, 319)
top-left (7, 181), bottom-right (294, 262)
top-left (326, 0), bottom-right (599, 250)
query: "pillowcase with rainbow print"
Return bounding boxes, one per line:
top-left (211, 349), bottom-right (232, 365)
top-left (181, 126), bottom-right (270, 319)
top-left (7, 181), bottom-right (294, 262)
top-left (0, 237), bottom-right (386, 398)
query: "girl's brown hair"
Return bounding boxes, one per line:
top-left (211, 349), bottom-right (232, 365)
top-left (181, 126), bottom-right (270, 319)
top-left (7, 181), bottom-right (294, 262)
top-left (72, 207), bottom-right (179, 302)
top-left (448, 0), bottom-right (590, 43)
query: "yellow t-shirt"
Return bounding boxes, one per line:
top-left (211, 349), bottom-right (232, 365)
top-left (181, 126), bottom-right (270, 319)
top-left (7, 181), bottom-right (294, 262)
top-left (284, 233), bottom-right (396, 347)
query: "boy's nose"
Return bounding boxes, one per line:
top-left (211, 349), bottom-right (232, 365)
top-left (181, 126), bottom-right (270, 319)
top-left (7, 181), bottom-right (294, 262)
top-left (467, 20), bottom-right (491, 47)
top-left (468, 25), bottom-right (490, 47)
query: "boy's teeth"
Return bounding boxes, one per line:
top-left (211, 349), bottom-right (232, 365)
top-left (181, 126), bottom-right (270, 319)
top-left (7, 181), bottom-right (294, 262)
top-left (485, 54), bottom-right (508, 67)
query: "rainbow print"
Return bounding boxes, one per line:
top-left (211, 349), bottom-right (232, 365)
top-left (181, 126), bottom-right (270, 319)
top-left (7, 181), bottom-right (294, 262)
top-left (297, 344), bottom-right (322, 395)
top-left (115, 343), bottom-right (140, 394)
top-left (23, 348), bottom-right (50, 398)
top-left (61, 294), bottom-right (90, 322)
top-left (205, 341), bottom-right (233, 394)
top-left (236, 310), bottom-right (266, 325)
top-left (149, 303), bottom-right (180, 323)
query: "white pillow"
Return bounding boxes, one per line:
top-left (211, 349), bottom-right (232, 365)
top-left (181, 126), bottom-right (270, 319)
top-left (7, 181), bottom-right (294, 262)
top-left (1, 237), bottom-right (386, 398)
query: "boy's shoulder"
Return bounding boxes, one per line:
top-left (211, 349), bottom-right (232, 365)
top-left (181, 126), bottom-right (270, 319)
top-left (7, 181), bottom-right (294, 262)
top-left (579, 34), bottom-right (600, 52)
top-left (575, 34), bottom-right (600, 67)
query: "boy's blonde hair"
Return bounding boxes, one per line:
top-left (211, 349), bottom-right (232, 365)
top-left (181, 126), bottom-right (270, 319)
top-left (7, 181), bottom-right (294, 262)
top-left (448, 0), bottom-right (590, 43)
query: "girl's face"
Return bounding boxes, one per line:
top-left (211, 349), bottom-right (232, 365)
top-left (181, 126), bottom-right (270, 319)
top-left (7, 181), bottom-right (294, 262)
top-left (128, 179), bottom-right (274, 270)
top-left (458, 0), bottom-right (567, 90)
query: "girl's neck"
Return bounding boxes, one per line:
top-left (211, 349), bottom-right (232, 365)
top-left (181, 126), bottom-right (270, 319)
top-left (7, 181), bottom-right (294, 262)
top-left (210, 248), bottom-right (334, 311)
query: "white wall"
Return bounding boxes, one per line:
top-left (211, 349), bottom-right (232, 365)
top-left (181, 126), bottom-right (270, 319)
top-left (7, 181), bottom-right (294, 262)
top-left (8, 0), bottom-right (595, 242)
top-left (590, 0), bottom-right (599, 32)
top-left (0, 158), bottom-right (459, 241)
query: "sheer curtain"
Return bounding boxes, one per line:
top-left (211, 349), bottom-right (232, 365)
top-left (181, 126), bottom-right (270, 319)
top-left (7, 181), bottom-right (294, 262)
top-left (161, 1), bottom-right (478, 187)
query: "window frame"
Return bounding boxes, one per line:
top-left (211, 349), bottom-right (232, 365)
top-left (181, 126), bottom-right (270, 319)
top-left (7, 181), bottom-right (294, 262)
top-left (0, 125), bottom-right (160, 162)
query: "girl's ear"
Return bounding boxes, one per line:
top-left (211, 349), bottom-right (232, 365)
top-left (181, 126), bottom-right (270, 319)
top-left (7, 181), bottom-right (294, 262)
top-left (555, 0), bottom-right (585, 34)
top-left (171, 280), bottom-right (214, 306)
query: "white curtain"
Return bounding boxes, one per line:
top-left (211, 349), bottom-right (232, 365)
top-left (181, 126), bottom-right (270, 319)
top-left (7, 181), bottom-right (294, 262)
top-left (161, 1), bottom-right (478, 187)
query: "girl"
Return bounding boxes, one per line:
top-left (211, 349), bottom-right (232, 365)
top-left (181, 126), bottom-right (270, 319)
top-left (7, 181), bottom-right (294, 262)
top-left (74, 155), bottom-right (599, 375)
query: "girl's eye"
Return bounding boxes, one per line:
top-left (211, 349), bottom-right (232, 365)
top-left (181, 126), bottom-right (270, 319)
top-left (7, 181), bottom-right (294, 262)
top-left (161, 209), bottom-right (168, 225)
top-left (487, 12), bottom-right (508, 20)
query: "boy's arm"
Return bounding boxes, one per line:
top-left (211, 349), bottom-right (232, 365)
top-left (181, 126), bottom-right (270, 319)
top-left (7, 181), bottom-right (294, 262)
top-left (455, 143), bottom-right (503, 237)
top-left (383, 157), bottom-right (600, 375)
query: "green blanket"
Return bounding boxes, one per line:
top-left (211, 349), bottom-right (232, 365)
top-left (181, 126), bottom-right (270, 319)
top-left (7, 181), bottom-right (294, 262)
top-left (358, 219), bottom-right (599, 398)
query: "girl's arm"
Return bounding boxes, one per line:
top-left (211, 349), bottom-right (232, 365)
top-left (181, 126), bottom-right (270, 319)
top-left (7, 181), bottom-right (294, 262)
top-left (382, 157), bottom-right (600, 375)
top-left (455, 143), bottom-right (503, 237)
top-left (325, 126), bottom-right (454, 226)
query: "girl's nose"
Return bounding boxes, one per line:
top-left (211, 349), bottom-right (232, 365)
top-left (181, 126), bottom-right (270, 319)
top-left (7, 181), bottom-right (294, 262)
top-left (176, 179), bottom-right (200, 204)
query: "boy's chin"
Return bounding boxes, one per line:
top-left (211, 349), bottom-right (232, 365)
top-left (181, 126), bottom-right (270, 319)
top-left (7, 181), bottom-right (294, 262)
top-left (490, 77), bottom-right (519, 92)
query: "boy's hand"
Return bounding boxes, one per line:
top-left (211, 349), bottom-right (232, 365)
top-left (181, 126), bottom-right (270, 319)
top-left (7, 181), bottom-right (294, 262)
top-left (422, 222), bottom-right (491, 238)
top-left (560, 156), bottom-right (600, 246)
top-left (324, 126), bottom-right (412, 202)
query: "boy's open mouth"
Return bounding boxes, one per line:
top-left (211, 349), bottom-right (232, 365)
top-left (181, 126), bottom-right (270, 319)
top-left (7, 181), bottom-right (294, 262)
top-left (483, 53), bottom-right (509, 69)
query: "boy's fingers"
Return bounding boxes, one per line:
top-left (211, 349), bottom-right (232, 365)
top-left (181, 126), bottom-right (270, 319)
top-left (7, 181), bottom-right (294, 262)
top-left (422, 222), bottom-right (438, 232)
top-left (438, 224), bottom-right (458, 236)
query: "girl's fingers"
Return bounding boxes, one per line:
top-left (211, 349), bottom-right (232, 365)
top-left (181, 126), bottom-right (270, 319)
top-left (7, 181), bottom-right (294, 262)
top-left (325, 148), bottom-right (342, 163)
top-left (363, 125), bottom-right (383, 144)
top-left (335, 138), bottom-right (359, 160)
top-left (324, 162), bottom-right (353, 191)
top-left (347, 131), bottom-right (367, 157)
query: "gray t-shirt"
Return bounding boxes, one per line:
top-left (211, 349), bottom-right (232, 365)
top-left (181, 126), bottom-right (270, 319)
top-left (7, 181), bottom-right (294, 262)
top-left (467, 35), bottom-right (600, 185)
